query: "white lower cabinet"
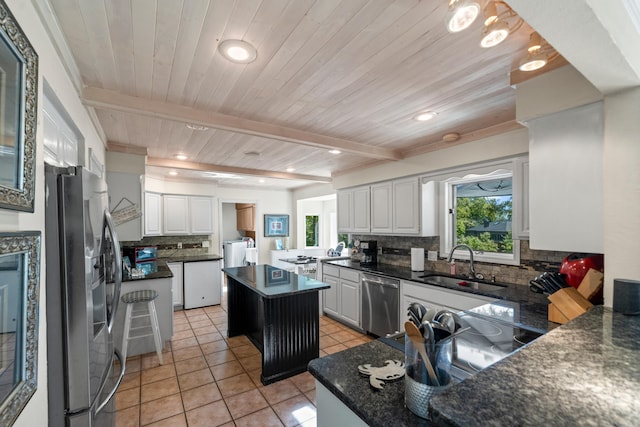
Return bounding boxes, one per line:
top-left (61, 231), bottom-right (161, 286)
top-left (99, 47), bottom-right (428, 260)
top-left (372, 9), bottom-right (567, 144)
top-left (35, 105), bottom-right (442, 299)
top-left (322, 265), bottom-right (361, 328)
top-left (400, 280), bottom-right (494, 328)
top-left (167, 262), bottom-right (183, 309)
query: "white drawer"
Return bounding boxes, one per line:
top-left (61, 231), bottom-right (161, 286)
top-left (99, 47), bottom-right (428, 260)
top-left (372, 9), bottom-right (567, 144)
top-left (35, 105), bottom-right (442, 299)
top-left (323, 265), bottom-right (340, 278)
top-left (340, 268), bottom-right (360, 283)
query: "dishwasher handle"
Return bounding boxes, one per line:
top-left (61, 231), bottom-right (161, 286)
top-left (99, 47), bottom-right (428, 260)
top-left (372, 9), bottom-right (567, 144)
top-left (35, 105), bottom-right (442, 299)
top-left (362, 275), bottom-right (399, 289)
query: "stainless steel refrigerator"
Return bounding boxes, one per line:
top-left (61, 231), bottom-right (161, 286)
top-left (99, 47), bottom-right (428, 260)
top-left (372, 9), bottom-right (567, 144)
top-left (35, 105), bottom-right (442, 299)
top-left (45, 164), bottom-right (125, 426)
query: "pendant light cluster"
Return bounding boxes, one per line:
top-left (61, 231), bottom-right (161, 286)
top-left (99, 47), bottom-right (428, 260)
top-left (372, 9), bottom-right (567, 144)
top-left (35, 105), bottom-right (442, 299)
top-left (445, 0), bottom-right (558, 71)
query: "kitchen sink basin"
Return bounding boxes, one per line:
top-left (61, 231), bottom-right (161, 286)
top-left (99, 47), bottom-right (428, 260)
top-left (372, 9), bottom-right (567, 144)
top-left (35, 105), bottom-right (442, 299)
top-left (419, 274), bottom-right (507, 293)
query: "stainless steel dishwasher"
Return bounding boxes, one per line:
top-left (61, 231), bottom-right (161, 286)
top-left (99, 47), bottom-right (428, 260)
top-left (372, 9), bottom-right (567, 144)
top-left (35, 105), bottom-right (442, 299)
top-left (361, 273), bottom-right (400, 337)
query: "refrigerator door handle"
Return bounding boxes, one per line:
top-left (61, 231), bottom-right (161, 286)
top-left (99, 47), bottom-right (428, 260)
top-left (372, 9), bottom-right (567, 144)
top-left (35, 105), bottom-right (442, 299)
top-left (94, 348), bottom-right (125, 416)
top-left (104, 210), bottom-right (123, 334)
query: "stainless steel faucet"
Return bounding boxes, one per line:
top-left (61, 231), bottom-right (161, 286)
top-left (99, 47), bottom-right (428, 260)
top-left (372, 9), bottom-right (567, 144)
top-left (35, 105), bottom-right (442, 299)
top-left (447, 244), bottom-right (477, 279)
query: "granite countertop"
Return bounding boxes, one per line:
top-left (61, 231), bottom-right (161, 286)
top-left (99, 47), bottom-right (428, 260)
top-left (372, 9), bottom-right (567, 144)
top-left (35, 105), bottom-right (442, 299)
top-left (430, 306), bottom-right (640, 426)
top-left (159, 254), bottom-right (223, 263)
top-left (223, 264), bottom-right (329, 299)
top-left (122, 260), bottom-right (173, 282)
top-left (324, 259), bottom-right (553, 332)
top-left (309, 306), bottom-right (640, 427)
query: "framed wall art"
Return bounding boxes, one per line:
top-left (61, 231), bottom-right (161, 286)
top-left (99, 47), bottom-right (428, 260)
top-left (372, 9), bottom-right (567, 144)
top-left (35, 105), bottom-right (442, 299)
top-left (0, 0), bottom-right (38, 212)
top-left (264, 214), bottom-right (289, 237)
top-left (0, 231), bottom-right (41, 426)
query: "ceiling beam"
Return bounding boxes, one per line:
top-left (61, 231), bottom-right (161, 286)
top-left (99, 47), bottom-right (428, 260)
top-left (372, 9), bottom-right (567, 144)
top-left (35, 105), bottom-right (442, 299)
top-left (107, 141), bottom-right (148, 156)
top-left (146, 157), bottom-right (332, 183)
top-left (83, 87), bottom-right (403, 161)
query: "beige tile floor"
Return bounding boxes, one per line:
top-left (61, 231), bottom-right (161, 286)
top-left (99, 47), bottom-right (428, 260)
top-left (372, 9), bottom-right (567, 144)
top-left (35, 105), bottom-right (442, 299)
top-left (114, 296), bottom-right (373, 426)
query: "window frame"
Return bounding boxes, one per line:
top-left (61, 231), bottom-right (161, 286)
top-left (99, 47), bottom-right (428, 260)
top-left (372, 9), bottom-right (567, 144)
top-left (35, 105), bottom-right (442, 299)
top-left (304, 214), bottom-right (320, 248)
top-left (437, 158), bottom-right (525, 266)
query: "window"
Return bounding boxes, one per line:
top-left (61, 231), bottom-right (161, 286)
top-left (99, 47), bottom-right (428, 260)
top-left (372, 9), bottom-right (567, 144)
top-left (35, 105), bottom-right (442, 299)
top-left (440, 161), bottom-right (522, 266)
top-left (305, 215), bottom-right (319, 247)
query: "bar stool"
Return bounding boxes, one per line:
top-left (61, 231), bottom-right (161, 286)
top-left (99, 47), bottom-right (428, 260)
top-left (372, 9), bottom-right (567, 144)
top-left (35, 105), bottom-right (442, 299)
top-left (121, 289), bottom-right (163, 365)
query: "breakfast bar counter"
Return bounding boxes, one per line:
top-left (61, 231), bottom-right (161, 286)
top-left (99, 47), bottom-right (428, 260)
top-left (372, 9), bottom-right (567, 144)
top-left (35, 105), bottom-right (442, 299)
top-left (223, 264), bottom-right (329, 385)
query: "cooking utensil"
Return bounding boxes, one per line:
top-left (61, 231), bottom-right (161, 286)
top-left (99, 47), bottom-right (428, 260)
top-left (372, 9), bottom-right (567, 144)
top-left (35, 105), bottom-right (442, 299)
top-left (434, 311), bottom-right (456, 334)
top-left (404, 321), bottom-right (440, 386)
top-left (408, 303), bottom-right (427, 326)
top-left (431, 320), bottom-right (452, 342)
top-left (529, 280), bottom-right (546, 294)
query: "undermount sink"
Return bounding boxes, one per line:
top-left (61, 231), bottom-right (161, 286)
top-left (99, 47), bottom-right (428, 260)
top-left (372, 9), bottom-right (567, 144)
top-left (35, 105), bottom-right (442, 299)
top-left (419, 274), bottom-right (507, 293)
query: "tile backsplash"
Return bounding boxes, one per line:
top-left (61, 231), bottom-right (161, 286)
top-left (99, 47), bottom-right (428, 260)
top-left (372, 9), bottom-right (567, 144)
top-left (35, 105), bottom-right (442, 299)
top-left (351, 235), bottom-right (572, 287)
top-left (121, 235), bottom-right (212, 259)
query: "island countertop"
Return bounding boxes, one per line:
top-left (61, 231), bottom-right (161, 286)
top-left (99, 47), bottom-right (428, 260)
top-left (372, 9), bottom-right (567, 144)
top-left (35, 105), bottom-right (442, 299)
top-left (223, 264), bottom-right (329, 298)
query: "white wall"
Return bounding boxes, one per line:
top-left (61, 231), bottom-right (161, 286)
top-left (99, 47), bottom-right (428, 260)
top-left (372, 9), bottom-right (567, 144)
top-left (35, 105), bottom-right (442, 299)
top-left (332, 128), bottom-right (529, 189)
top-left (0, 1), bottom-right (107, 425)
top-left (145, 176), bottom-right (293, 266)
top-left (221, 203), bottom-right (241, 242)
top-left (602, 88), bottom-right (640, 306)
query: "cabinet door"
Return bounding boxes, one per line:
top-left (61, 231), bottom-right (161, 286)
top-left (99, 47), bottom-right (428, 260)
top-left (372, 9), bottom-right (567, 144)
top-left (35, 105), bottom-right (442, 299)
top-left (144, 192), bottom-right (162, 236)
top-left (370, 182), bottom-right (393, 233)
top-left (163, 195), bottom-right (189, 234)
top-left (190, 196), bottom-right (215, 234)
top-left (528, 102), bottom-right (603, 252)
top-left (339, 279), bottom-right (360, 328)
top-left (352, 187), bottom-right (371, 233)
top-left (393, 177), bottom-right (420, 234)
top-left (337, 190), bottom-right (353, 232)
top-left (167, 262), bottom-right (183, 308)
top-left (322, 275), bottom-right (340, 317)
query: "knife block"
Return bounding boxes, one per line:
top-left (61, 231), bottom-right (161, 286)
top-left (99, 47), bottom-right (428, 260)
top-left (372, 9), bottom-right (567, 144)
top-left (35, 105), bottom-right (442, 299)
top-left (548, 287), bottom-right (593, 324)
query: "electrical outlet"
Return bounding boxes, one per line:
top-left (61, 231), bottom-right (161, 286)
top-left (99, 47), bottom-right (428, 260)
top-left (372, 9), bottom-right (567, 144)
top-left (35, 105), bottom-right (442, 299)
top-left (202, 241), bottom-right (210, 248)
top-left (377, 246), bottom-right (383, 255)
top-left (177, 242), bottom-right (183, 249)
top-left (427, 250), bottom-right (438, 261)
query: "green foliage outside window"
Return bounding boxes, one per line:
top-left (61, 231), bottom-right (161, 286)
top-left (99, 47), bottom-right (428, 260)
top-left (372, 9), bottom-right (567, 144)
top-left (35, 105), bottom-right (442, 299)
top-left (306, 215), bottom-right (319, 247)
top-left (455, 195), bottom-right (513, 253)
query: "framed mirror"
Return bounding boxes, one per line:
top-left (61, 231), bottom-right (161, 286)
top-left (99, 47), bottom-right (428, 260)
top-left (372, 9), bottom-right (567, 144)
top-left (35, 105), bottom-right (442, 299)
top-left (0, 232), bottom-right (41, 425)
top-left (0, 0), bottom-right (38, 212)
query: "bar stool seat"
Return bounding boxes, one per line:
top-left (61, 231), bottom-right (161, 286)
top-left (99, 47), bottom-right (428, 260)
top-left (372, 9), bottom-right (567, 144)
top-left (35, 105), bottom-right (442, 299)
top-left (121, 289), bottom-right (163, 364)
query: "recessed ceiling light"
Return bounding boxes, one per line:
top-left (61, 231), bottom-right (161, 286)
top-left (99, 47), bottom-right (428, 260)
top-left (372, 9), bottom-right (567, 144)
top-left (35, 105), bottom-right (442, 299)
top-left (168, 170), bottom-right (178, 176)
top-left (413, 111), bottom-right (437, 121)
top-left (218, 40), bottom-right (257, 64)
top-left (202, 172), bottom-right (242, 179)
top-left (446, 0), bottom-right (481, 33)
top-left (258, 178), bottom-right (266, 183)
top-left (244, 151), bottom-right (260, 157)
top-left (186, 124), bottom-right (209, 131)
top-left (329, 149), bottom-right (341, 155)
top-left (443, 132), bottom-right (461, 142)
top-left (286, 167), bottom-right (296, 173)
top-left (174, 153), bottom-right (188, 160)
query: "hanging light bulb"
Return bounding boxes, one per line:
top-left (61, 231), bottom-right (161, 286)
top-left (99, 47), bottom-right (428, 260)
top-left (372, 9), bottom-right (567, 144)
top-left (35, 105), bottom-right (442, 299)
top-left (527, 31), bottom-right (543, 52)
top-left (519, 32), bottom-right (553, 71)
top-left (483, 1), bottom-right (499, 26)
top-left (446, 0), bottom-right (481, 33)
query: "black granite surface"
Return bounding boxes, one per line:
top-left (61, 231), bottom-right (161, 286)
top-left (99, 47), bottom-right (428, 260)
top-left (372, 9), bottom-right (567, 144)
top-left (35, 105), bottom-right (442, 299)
top-left (430, 306), bottom-right (640, 427)
top-left (308, 340), bottom-right (431, 427)
top-left (223, 265), bottom-right (329, 298)
top-left (122, 260), bottom-right (173, 282)
top-left (309, 307), bottom-right (640, 427)
top-left (324, 259), bottom-right (553, 333)
top-left (159, 254), bottom-right (223, 262)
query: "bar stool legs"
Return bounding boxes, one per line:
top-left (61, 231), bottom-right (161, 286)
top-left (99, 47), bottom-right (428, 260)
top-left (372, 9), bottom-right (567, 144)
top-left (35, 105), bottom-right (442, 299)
top-left (121, 290), bottom-right (164, 365)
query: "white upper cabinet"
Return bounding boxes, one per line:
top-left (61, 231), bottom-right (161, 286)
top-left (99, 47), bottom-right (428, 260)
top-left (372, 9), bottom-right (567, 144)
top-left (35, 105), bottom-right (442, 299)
top-left (337, 186), bottom-right (370, 233)
top-left (352, 187), bottom-right (371, 233)
top-left (370, 182), bottom-right (393, 233)
top-left (392, 177), bottom-right (420, 234)
top-left (527, 102), bottom-right (603, 253)
top-left (163, 195), bottom-right (189, 235)
top-left (190, 196), bottom-right (215, 234)
top-left (148, 194), bottom-right (215, 236)
top-left (144, 192), bottom-right (162, 236)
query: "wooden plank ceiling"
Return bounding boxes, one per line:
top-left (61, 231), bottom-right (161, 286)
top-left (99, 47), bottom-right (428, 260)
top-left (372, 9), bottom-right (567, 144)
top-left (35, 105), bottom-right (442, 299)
top-left (48, 0), bottom-right (540, 189)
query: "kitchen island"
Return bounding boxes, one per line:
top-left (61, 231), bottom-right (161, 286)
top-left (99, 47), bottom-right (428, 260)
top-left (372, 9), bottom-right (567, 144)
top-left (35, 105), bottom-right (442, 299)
top-left (309, 306), bottom-right (640, 426)
top-left (223, 264), bottom-right (330, 385)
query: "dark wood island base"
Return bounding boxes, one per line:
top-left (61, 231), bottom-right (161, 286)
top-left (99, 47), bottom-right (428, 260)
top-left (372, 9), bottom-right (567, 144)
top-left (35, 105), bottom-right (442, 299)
top-left (224, 265), bottom-right (329, 385)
